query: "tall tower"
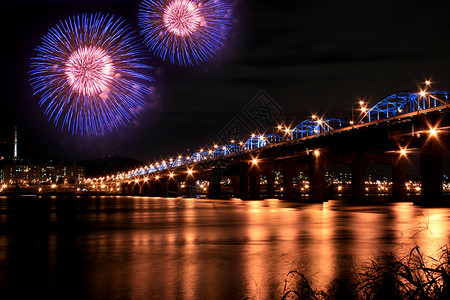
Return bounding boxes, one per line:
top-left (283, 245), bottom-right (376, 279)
top-left (13, 126), bottom-right (18, 160)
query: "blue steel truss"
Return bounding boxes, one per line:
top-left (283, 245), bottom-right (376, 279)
top-left (366, 91), bottom-right (450, 122)
top-left (189, 151), bottom-right (213, 163)
top-left (225, 144), bottom-right (242, 154)
top-left (172, 157), bottom-right (187, 167)
top-left (213, 146), bottom-right (230, 157)
top-left (291, 118), bottom-right (347, 139)
top-left (244, 134), bottom-right (283, 150)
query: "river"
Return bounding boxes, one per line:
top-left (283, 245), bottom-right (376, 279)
top-left (1, 196), bottom-right (449, 299)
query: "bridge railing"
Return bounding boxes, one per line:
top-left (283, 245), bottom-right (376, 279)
top-left (366, 91), bottom-right (450, 122)
top-left (291, 118), bottom-right (347, 139)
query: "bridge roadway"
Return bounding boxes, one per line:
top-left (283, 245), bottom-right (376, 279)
top-left (119, 103), bottom-right (449, 205)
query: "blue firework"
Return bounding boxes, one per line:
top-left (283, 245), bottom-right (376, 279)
top-left (138, 0), bottom-right (232, 66)
top-left (30, 13), bottom-right (153, 136)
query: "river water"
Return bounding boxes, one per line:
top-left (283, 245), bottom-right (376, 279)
top-left (0, 196), bottom-right (449, 299)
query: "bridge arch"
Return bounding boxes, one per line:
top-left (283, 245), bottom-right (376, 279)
top-left (292, 118), bottom-right (347, 139)
top-left (244, 134), bottom-right (283, 150)
top-left (366, 91), bottom-right (450, 122)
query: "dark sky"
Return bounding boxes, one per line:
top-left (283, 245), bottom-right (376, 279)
top-left (1, 0), bottom-right (450, 163)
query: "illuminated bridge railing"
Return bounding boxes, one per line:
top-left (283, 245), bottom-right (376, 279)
top-left (366, 91), bottom-right (450, 122)
top-left (291, 118), bottom-right (347, 139)
top-left (115, 89), bottom-right (450, 181)
top-left (243, 134), bottom-right (283, 150)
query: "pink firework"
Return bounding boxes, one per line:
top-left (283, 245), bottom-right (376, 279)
top-left (29, 13), bottom-right (153, 135)
top-left (138, 0), bottom-right (232, 66)
top-left (65, 46), bottom-right (114, 97)
top-left (163, 0), bottom-right (203, 37)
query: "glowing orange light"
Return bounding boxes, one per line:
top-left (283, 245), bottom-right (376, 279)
top-left (361, 107), bottom-right (367, 113)
top-left (359, 100), bottom-right (364, 106)
top-left (252, 158), bottom-right (258, 165)
top-left (312, 115), bottom-right (317, 119)
top-left (314, 150), bottom-right (320, 157)
top-left (169, 173), bottom-right (174, 178)
top-left (425, 80), bottom-right (431, 86)
top-left (349, 120), bottom-right (354, 125)
top-left (400, 148), bottom-right (407, 156)
top-left (429, 127), bottom-right (437, 137)
top-left (419, 90), bottom-right (427, 97)
top-left (277, 125), bottom-right (283, 130)
top-left (187, 169), bottom-right (193, 175)
top-left (155, 175), bottom-right (160, 180)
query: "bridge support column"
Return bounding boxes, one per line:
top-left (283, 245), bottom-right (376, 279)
top-left (140, 181), bottom-right (152, 196)
top-left (249, 167), bottom-right (261, 199)
top-left (239, 168), bottom-right (249, 200)
top-left (420, 137), bottom-right (443, 204)
top-left (232, 176), bottom-right (240, 198)
top-left (184, 175), bottom-right (197, 198)
top-left (209, 168), bottom-right (222, 199)
top-left (120, 182), bottom-right (128, 195)
top-left (147, 180), bottom-right (156, 197)
top-left (392, 156), bottom-right (407, 201)
top-left (309, 152), bottom-right (326, 202)
top-left (266, 170), bottom-right (276, 199)
top-left (167, 176), bottom-right (179, 197)
top-left (132, 182), bottom-right (140, 195)
top-left (154, 178), bottom-right (165, 197)
top-left (351, 153), bottom-right (366, 201)
top-left (283, 164), bottom-right (295, 200)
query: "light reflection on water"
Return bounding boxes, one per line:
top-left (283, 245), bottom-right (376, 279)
top-left (0, 196), bottom-right (449, 299)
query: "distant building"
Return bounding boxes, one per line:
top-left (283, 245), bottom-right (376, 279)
top-left (3, 164), bottom-right (85, 184)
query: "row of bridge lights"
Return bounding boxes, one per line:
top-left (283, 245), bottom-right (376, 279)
top-left (88, 80), bottom-right (442, 184)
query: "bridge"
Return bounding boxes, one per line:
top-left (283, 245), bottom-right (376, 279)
top-left (90, 88), bottom-right (450, 205)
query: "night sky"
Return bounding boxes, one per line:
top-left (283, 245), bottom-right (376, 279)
top-left (2, 0), bottom-right (450, 164)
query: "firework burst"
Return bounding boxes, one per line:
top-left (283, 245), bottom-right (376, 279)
top-left (138, 0), bottom-right (232, 66)
top-left (30, 13), bottom-right (153, 135)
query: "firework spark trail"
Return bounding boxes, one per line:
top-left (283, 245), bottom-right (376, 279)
top-left (138, 0), bottom-right (232, 66)
top-left (30, 13), bottom-right (153, 136)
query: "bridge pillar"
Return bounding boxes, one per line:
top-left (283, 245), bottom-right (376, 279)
top-left (132, 182), bottom-right (140, 195)
top-left (239, 168), bottom-right (249, 200)
top-left (420, 137), bottom-right (443, 204)
top-left (166, 176), bottom-right (180, 197)
top-left (392, 155), bottom-right (407, 201)
top-left (351, 153), bottom-right (366, 201)
top-left (209, 168), bottom-right (222, 199)
top-left (283, 164), bottom-right (295, 200)
top-left (309, 152), bottom-right (326, 202)
top-left (147, 180), bottom-right (156, 197)
top-left (154, 178), bottom-right (165, 197)
top-left (184, 175), bottom-right (197, 198)
top-left (120, 182), bottom-right (128, 195)
top-left (231, 176), bottom-right (240, 198)
top-left (249, 167), bottom-right (261, 199)
top-left (266, 170), bottom-right (276, 198)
